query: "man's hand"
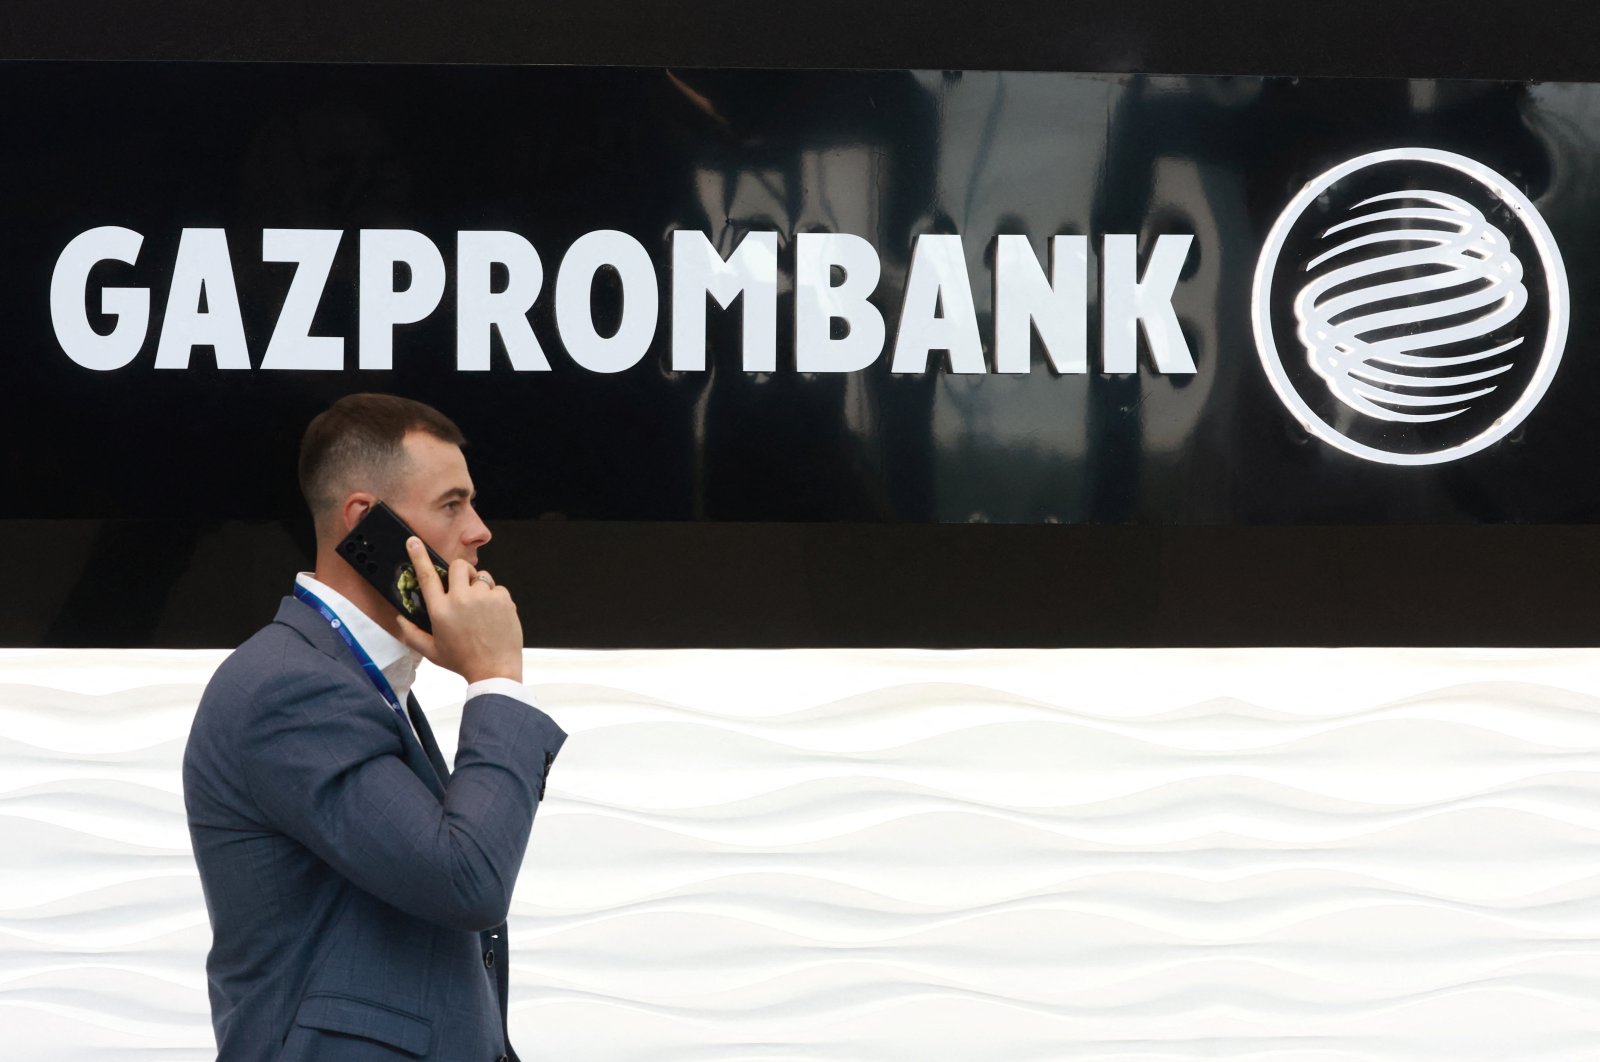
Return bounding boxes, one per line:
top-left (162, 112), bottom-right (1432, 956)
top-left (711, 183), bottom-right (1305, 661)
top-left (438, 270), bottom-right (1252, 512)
top-left (395, 537), bottom-right (524, 684)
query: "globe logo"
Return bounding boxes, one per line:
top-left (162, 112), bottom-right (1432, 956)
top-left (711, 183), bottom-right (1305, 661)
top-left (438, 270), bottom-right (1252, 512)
top-left (1253, 148), bottom-right (1568, 465)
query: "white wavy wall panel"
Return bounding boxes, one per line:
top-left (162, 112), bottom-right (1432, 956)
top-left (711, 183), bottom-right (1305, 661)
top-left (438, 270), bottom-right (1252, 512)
top-left (5, 649), bottom-right (1600, 1060)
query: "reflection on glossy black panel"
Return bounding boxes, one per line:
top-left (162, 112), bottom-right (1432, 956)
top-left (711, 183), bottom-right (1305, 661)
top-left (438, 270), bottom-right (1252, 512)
top-left (4, 66), bottom-right (1600, 528)
top-left (6, 59), bottom-right (1600, 649)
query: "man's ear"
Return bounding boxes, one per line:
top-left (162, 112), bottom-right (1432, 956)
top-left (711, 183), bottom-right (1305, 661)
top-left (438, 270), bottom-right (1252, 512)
top-left (340, 492), bottom-right (378, 535)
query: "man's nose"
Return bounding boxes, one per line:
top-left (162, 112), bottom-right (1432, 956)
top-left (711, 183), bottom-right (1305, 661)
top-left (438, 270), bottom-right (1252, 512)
top-left (464, 506), bottom-right (492, 548)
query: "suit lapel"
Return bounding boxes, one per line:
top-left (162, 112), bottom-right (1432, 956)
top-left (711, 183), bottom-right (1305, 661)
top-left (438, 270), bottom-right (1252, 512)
top-left (273, 596), bottom-right (447, 799)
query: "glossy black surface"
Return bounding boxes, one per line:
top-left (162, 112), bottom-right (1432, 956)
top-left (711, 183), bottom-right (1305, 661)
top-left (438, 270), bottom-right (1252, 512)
top-left (12, 519), bottom-right (1600, 649)
top-left (7, 4), bottom-right (1600, 649)
top-left (9, 0), bottom-right (1600, 82)
top-left (5, 65), bottom-right (1600, 528)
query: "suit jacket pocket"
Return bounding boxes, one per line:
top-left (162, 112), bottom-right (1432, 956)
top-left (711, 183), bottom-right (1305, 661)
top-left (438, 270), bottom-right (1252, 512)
top-left (294, 992), bottom-right (433, 1057)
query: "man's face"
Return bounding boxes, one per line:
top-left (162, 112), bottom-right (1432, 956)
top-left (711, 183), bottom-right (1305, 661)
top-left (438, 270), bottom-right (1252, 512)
top-left (382, 431), bottom-right (492, 567)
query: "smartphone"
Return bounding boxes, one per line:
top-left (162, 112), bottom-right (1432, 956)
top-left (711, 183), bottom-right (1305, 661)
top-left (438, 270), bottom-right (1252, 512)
top-left (335, 502), bottom-right (450, 633)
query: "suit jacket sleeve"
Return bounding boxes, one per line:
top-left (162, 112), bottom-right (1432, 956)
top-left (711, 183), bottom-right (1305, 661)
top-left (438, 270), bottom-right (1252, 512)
top-left (233, 658), bottom-right (567, 932)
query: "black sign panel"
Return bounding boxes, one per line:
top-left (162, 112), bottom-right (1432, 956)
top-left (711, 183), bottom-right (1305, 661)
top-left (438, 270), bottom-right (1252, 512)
top-left (3, 64), bottom-right (1598, 526)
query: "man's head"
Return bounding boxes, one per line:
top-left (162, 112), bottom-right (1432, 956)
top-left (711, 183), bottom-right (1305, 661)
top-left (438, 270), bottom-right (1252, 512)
top-left (299, 393), bottom-right (491, 566)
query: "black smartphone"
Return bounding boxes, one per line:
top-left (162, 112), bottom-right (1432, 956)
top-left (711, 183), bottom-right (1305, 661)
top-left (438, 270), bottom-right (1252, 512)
top-left (335, 502), bottom-right (450, 633)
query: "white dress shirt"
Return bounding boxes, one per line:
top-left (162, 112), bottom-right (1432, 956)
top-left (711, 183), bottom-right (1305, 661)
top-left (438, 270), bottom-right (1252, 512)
top-left (294, 573), bottom-right (537, 744)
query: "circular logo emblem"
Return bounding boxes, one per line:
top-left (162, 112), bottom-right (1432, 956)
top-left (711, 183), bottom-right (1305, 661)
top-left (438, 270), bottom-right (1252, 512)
top-left (1252, 148), bottom-right (1568, 465)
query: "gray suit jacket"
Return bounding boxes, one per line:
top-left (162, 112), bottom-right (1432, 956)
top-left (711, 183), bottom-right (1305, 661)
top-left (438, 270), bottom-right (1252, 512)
top-left (184, 597), bottom-right (566, 1060)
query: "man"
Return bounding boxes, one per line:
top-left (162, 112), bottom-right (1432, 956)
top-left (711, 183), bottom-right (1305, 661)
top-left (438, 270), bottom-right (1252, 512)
top-left (184, 393), bottom-right (565, 1061)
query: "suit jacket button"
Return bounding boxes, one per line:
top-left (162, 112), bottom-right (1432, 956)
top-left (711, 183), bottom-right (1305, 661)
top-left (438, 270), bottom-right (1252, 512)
top-left (484, 948), bottom-right (495, 968)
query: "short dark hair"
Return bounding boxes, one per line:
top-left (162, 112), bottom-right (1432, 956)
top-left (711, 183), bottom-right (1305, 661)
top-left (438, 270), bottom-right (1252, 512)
top-left (298, 393), bottom-right (466, 535)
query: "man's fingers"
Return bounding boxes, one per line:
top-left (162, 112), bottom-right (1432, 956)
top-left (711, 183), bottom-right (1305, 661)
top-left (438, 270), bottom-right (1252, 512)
top-left (406, 537), bottom-right (446, 608)
top-left (448, 557), bottom-right (476, 596)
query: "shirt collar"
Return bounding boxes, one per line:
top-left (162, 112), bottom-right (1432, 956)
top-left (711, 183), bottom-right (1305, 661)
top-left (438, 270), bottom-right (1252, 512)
top-left (294, 572), bottom-right (422, 704)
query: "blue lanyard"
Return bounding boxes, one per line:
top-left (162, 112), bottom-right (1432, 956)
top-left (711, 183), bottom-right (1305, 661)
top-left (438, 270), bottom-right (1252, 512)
top-left (293, 582), bottom-right (406, 719)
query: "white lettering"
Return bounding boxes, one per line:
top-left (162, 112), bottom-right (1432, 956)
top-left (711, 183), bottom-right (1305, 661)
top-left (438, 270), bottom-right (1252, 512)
top-left (1102, 234), bottom-right (1195, 374)
top-left (671, 230), bottom-right (778, 372)
top-left (49, 225), bottom-right (1204, 380)
top-left (457, 231), bottom-right (549, 372)
top-left (555, 230), bottom-right (659, 374)
top-left (358, 229), bottom-right (447, 370)
top-left (994, 234), bottom-right (1088, 374)
top-left (261, 229), bottom-right (343, 370)
top-left (154, 228), bottom-right (249, 369)
top-left (795, 233), bottom-right (883, 372)
top-left (891, 234), bottom-right (985, 374)
top-left (50, 226), bottom-right (148, 371)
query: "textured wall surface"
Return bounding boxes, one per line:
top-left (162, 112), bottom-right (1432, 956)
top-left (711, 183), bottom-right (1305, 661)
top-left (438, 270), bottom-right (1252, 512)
top-left (4, 648), bottom-right (1600, 1060)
